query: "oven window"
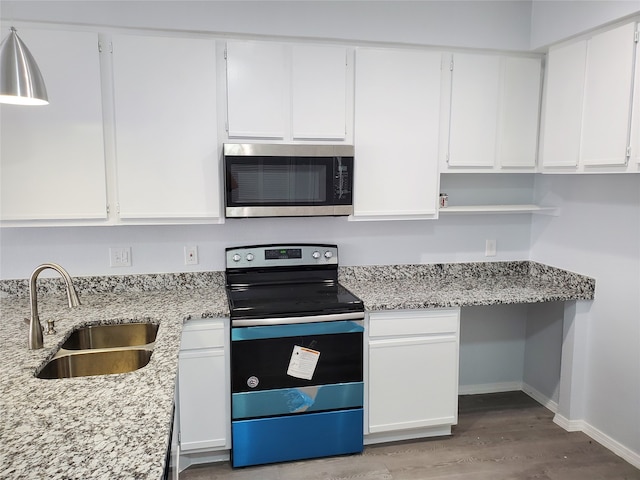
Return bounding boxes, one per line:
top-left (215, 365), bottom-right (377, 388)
top-left (227, 158), bottom-right (329, 205)
top-left (231, 328), bottom-right (363, 393)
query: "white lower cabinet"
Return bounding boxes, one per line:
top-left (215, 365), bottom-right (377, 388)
top-left (178, 318), bottom-right (230, 467)
top-left (366, 308), bottom-right (460, 444)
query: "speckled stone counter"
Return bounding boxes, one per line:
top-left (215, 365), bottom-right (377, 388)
top-left (0, 261), bottom-right (594, 479)
top-left (339, 261), bottom-right (595, 310)
top-left (0, 272), bottom-right (228, 480)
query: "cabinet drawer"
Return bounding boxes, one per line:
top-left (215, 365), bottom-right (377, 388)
top-left (369, 309), bottom-right (459, 338)
top-left (181, 318), bottom-right (226, 350)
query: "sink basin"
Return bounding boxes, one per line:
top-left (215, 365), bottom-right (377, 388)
top-left (36, 348), bottom-right (153, 379)
top-left (36, 322), bottom-right (159, 379)
top-left (61, 322), bottom-right (159, 350)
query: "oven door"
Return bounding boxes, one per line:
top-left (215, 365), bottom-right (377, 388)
top-left (231, 320), bottom-right (364, 467)
top-left (231, 320), bottom-right (363, 400)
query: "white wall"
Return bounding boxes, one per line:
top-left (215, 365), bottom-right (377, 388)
top-left (3, 0), bottom-right (533, 51)
top-left (0, 0), bottom-right (542, 281)
top-left (523, 301), bottom-right (564, 404)
top-left (459, 304), bottom-right (528, 393)
top-left (531, 174), bottom-right (640, 460)
top-left (0, 214), bottom-right (533, 279)
top-left (7, 0), bottom-right (640, 52)
top-left (2, 0), bottom-right (640, 468)
top-left (530, 0), bottom-right (640, 49)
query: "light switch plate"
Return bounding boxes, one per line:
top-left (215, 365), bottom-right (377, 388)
top-left (485, 239), bottom-right (497, 257)
top-left (109, 247), bottom-right (132, 267)
top-left (184, 245), bottom-right (199, 265)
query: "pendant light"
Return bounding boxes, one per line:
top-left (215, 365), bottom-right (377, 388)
top-left (0, 26), bottom-right (48, 105)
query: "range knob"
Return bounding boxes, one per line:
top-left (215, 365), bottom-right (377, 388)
top-left (232, 254), bottom-right (241, 262)
top-left (324, 251), bottom-right (333, 259)
top-left (246, 253), bottom-right (255, 261)
top-left (312, 251), bottom-right (321, 259)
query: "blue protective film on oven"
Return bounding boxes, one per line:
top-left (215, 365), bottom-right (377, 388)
top-left (231, 320), bottom-right (363, 341)
top-left (232, 382), bottom-right (364, 419)
top-left (232, 408), bottom-right (363, 467)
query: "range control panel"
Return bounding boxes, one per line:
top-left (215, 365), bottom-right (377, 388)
top-left (225, 244), bottom-right (338, 269)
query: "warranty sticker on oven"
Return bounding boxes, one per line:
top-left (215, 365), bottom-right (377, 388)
top-left (287, 345), bottom-right (320, 380)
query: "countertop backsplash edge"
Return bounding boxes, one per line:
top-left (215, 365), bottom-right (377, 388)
top-left (0, 261), bottom-right (595, 299)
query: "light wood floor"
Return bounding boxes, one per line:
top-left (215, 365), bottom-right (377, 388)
top-left (180, 391), bottom-right (640, 479)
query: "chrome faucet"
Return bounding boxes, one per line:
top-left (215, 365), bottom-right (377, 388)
top-left (28, 263), bottom-right (81, 349)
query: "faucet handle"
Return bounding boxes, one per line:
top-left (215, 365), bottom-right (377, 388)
top-left (45, 319), bottom-right (56, 335)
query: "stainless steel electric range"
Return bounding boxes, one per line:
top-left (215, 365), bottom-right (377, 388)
top-left (225, 244), bottom-right (365, 468)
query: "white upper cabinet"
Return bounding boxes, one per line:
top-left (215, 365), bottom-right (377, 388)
top-left (540, 40), bottom-right (587, 168)
top-left (441, 53), bottom-right (542, 172)
top-left (291, 45), bottom-right (348, 140)
top-left (499, 57), bottom-right (543, 168)
top-left (0, 28), bottom-right (106, 222)
top-left (225, 41), bottom-right (351, 142)
top-left (541, 21), bottom-right (639, 172)
top-left (111, 34), bottom-right (221, 220)
top-left (447, 53), bottom-right (501, 168)
top-left (353, 48), bottom-right (442, 219)
top-left (226, 41), bottom-right (286, 139)
top-left (581, 22), bottom-right (636, 166)
top-left (632, 33), bottom-right (640, 166)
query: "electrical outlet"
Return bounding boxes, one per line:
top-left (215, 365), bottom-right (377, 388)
top-left (109, 247), bottom-right (132, 267)
top-left (184, 245), bottom-right (198, 265)
top-left (485, 239), bottom-right (497, 257)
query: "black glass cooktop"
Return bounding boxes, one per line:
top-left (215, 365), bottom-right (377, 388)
top-left (226, 282), bottom-right (363, 320)
top-left (225, 244), bottom-right (364, 321)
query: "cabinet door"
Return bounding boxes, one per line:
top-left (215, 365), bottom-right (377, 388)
top-left (447, 53), bottom-right (500, 167)
top-left (498, 57), bottom-right (541, 168)
top-left (111, 34), bottom-right (220, 220)
top-left (632, 26), bottom-right (640, 165)
top-left (178, 318), bottom-right (228, 452)
top-left (178, 348), bottom-right (228, 451)
top-left (580, 22), bottom-right (637, 166)
top-left (226, 41), bottom-right (286, 139)
top-left (540, 41), bottom-right (588, 168)
top-left (291, 45), bottom-right (347, 140)
top-left (369, 336), bottom-right (458, 432)
top-left (354, 48), bottom-right (441, 218)
top-left (0, 29), bottom-right (106, 221)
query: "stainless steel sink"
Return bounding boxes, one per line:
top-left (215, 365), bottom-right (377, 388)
top-left (36, 348), bottom-right (153, 379)
top-left (36, 322), bottom-right (159, 379)
top-left (61, 322), bottom-right (159, 350)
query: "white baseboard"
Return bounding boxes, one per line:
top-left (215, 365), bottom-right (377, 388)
top-left (461, 385), bottom-right (640, 471)
top-left (365, 425), bottom-right (452, 445)
top-left (458, 382), bottom-right (559, 415)
top-left (179, 449), bottom-right (230, 471)
top-left (458, 381), bottom-right (523, 395)
top-left (521, 382), bottom-right (558, 413)
top-left (552, 414), bottom-right (584, 432)
top-left (553, 414), bottom-right (640, 470)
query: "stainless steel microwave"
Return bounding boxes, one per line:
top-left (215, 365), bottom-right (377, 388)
top-left (224, 143), bottom-right (354, 218)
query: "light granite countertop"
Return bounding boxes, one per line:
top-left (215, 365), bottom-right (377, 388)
top-left (339, 261), bottom-right (595, 310)
top-left (0, 262), bottom-right (594, 479)
top-left (0, 273), bottom-right (229, 480)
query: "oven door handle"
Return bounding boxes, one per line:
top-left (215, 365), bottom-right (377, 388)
top-left (232, 312), bottom-right (365, 327)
